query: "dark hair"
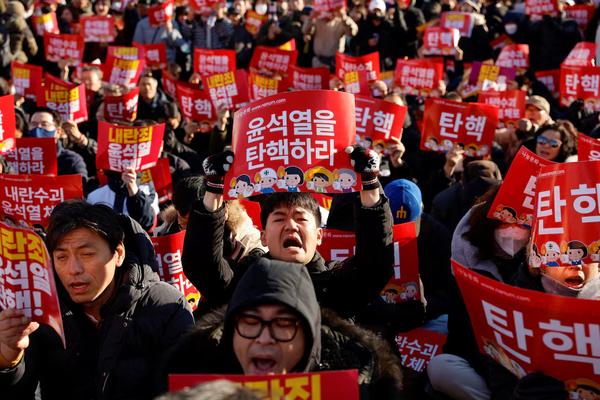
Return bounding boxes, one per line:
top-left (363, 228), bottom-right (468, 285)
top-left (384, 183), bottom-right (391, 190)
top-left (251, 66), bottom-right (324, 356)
top-left (173, 176), bottom-right (206, 216)
top-left (463, 184), bottom-right (504, 260)
top-left (535, 120), bottom-right (578, 162)
top-left (567, 240), bottom-right (588, 257)
top-left (46, 200), bottom-right (124, 254)
top-left (237, 174), bottom-right (251, 185)
top-left (313, 172), bottom-right (329, 181)
top-left (31, 107), bottom-right (62, 126)
top-left (501, 206), bottom-right (517, 218)
top-left (259, 193), bottom-right (321, 228)
top-left (285, 166), bottom-right (305, 185)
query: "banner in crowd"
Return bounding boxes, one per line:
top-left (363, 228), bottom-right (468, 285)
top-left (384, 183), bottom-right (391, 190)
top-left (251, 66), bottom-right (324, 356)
top-left (32, 12), bottom-right (59, 36)
top-left (250, 46), bottom-right (298, 76)
top-left (203, 71), bottom-right (245, 109)
top-left (525, 0), bottom-right (559, 16)
top-left (489, 33), bottom-right (514, 51)
top-left (43, 33), bottom-right (85, 66)
top-left (496, 44), bottom-right (529, 71)
top-left (161, 69), bottom-right (177, 98)
top-left (11, 62), bottom-right (43, 102)
top-left (0, 94), bottom-right (16, 154)
top-left (140, 157), bottom-right (173, 203)
top-left (188, 0), bottom-right (219, 13)
top-left (41, 74), bottom-right (88, 123)
top-left (0, 174), bottom-right (83, 227)
top-left (535, 69), bottom-right (560, 98)
top-left (248, 72), bottom-right (288, 102)
top-left (134, 42), bottom-right (167, 70)
top-left (560, 65), bottom-right (600, 111)
top-left (169, 370), bottom-right (359, 398)
top-left (148, 0), bottom-right (174, 27)
top-left (107, 45), bottom-right (144, 60)
top-left (103, 88), bottom-right (140, 122)
top-left (440, 12), bottom-right (475, 37)
top-left (469, 61), bottom-right (516, 90)
top-left (336, 52), bottom-right (380, 82)
top-left (104, 54), bottom-right (145, 89)
top-left (342, 70), bottom-right (369, 96)
top-left (565, 4), bottom-right (595, 30)
top-left (176, 83), bottom-right (216, 122)
top-left (563, 42), bottom-right (596, 67)
top-left (96, 121), bottom-right (165, 172)
top-left (0, 222), bottom-right (65, 347)
top-left (244, 10), bottom-right (268, 35)
top-left (577, 134), bottom-right (600, 161)
top-left (422, 27), bottom-right (460, 56)
top-left (225, 90), bottom-right (357, 198)
top-left (530, 160), bottom-right (600, 267)
top-left (478, 90), bottom-right (526, 124)
top-left (453, 260), bottom-right (600, 384)
top-left (151, 231), bottom-right (201, 311)
top-left (395, 327), bottom-right (446, 373)
top-left (193, 48), bottom-right (236, 76)
top-left (487, 147), bottom-right (553, 227)
top-left (313, 0), bottom-right (346, 12)
top-left (394, 59), bottom-right (444, 97)
top-left (80, 15), bottom-right (116, 42)
top-left (420, 98), bottom-right (498, 156)
top-left (288, 65), bottom-right (329, 90)
top-left (354, 95), bottom-right (407, 144)
top-left (5, 138), bottom-right (58, 175)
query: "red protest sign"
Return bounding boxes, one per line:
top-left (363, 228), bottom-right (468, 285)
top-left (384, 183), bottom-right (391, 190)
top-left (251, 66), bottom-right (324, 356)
top-left (440, 12), bottom-right (475, 38)
top-left (478, 90), bottom-right (526, 124)
top-left (0, 174), bottom-right (83, 227)
top-left (233, 69), bottom-right (250, 109)
top-left (453, 260), bottom-right (600, 382)
top-left (526, 0), bottom-right (559, 16)
top-left (43, 33), bottom-right (84, 66)
top-left (531, 160), bottom-right (600, 267)
top-left (490, 34), bottom-right (514, 51)
top-left (248, 72), bottom-right (288, 102)
top-left (225, 90), bottom-right (357, 198)
top-left (148, 0), bottom-right (174, 27)
top-left (560, 65), bottom-right (600, 111)
top-left (140, 157), bottom-right (173, 203)
top-left (103, 87), bottom-right (140, 122)
top-left (0, 94), bottom-right (16, 155)
top-left (188, 0), bottom-right (219, 13)
top-left (354, 95), bottom-right (407, 143)
top-left (151, 231), bottom-right (201, 311)
top-left (577, 134), bottom-right (600, 161)
top-left (336, 52), bottom-right (380, 82)
top-left (104, 54), bottom-right (145, 89)
top-left (563, 42), bottom-right (596, 67)
top-left (41, 74), bottom-right (88, 123)
top-left (193, 48), bottom-right (236, 76)
top-left (535, 69), bottom-right (560, 97)
top-left (32, 12), bottom-right (59, 36)
top-left (134, 42), bottom-right (167, 70)
top-left (313, 0), bottom-right (346, 12)
top-left (394, 59), bottom-right (444, 97)
top-left (288, 65), bottom-right (329, 90)
top-left (395, 327), bottom-right (446, 372)
top-left (5, 138), bottom-right (58, 175)
top-left (176, 83), bottom-right (216, 122)
top-left (250, 46), bottom-right (298, 76)
top-left (204, 71), bottom-right (244, 109)
top-left (487, 147), bottom-right (553, 227)
top-left (161, 69), bottom-right (177, 99)
top-left (80, 15), bottom-right (116, 42)
top-left (342, 70), bottom-right (369, 96)
top-left (422, 27), bottom-right (460, 56)
top-left (96, 121), bottom-right (165, 172)
top-left (11, 62), bottom-right (43, 102)
top-left (107, 45), bottom-right (144, 60)
top-left (420, 97), bottom-right (498, 157)
top-left (565, 4), bottom-right (595, 30)
top-left (0, 222), bottom-right (65, 346)
top-left (244, 10), bottom-right (268, 35)
top-left (496, 44), bottom-right (529, 71)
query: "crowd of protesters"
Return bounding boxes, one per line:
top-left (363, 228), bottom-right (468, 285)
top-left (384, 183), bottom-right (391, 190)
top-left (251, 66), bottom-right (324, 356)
top-left (0, 0), bottom-right (599, 398)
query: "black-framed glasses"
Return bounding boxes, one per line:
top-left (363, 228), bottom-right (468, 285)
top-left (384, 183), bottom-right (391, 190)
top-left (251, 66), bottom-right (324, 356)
top-left (536, 136), bottom-right (561, 148)
top-left (234, 313), bottom-right (300, 342)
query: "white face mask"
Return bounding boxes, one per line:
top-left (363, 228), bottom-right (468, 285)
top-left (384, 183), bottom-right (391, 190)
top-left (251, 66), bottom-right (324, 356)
top-left (505, 23), bottom-right (517, 35)
top-left (494, 226), bottom-right (530, 257)
top-left (255, 3), bottom-right (268, 15)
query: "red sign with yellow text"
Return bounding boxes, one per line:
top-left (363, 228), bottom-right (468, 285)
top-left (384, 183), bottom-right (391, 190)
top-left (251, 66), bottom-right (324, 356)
top-left (32, 12), bottom-right (59, 36)
top-left (336, 52), bottom-right (380, 82)
top-left (11, 62), bottom-right (43, 102)
top-left (104, 54), bottom-right (145, 89)
top-left (248, 72), bottom-right (288, 102)
top-left (244, 10), bottom-right (268, 35)
top-left (441, 12), bottom-right (475, 37)
top-left (41, 74), bottom-right (88, 123)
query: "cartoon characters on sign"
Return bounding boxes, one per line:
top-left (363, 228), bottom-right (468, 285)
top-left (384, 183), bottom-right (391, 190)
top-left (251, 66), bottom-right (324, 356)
top-left (424, 136), bottom-right (439, 151)
top-left (305, 166), bottom-right (334, 193)
top-left (492, 205), bottom-right (518, 224)
top-left (566, 379), bottom-right (600, 400)
top-left (228, 174), bottom-right (254, 198)
top-left (277, 166), bottom-right (305, 192)
top-left (400, 282), bottom-right (419, 301)
top-left (333, 169), bottom-right (357, 193)
top-left (254, 167), bottom-right (278, 194)
top-left (589, 240), bottom-right (600, 262)
top-left (541, 241), bottom-right (561, 267)
top-left (565, 240), bottom-right (588, 266)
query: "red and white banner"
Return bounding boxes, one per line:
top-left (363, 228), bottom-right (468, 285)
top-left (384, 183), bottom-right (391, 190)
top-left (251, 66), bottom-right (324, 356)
top-left (193, 48), bottom-right (236, 76)
top-left (0, 222), bottom-right (65, 346)
top-left (96, 121), bottom-right (165, 172)
top-left (535, 69), bottom-right (560, 97)
top-left (225, 90), bottom-right (357, 198)
top-left (107, 45), bottom-right (144, 60)
top-left (176, 83), bottom-right (216, 122)
top-left (470, 61), bottom-right (517, 90)
top-left (560, 65), bottom-right (600, 111)
top-left (32, 12), bottom-right (59, 36)
top-left (525, 0), bottom-right (559, 16)
top-left (577, 134), bottom-right (600, 161)
top-left (288, 65), bottom-right (329, 90)
top-left (151, 231), bottom-right (201, 311)
top-left (565, 4), bottom-right (595, 30)
top-left (422, 27), bottom-right (460, 56)
top-left (0, 94), bottom-right (16, 154)
top-left (103, 54), bottom-right (145, 89)
top-left (531, 160), bottom-right (600, 267)
top-left (396, 327), bottom-right (446, 372)
top-left (140, 157), bottom-right (173, 203)
top-left (148, 0), bottom-right (174, 27)
top-left (43, 33), bottom-right (85, 66)
top-left (478, 90), bottom-right (526, 123)
top-left (188, 0), bottom-right (219, 13)
top-left (342, 70), bottom-right (369, 96)
top-left (11, 62), bottom-right (43, 102)
top-left (0, 174), bottom-right (83, 227)
top-left (41, 74), bottom-right (88, 123)
top-left (134, 42), bottom-right (167, 70)
top-left (487, 147), bottom-right (553, 227)
top-left (250, 46), bottom-right (298, 76)
top-left (313, 0), bottom-right (346, 12)
top-left (248, 72), bottom-right (288, 102)
top-left (103, 88), bottom-right (140, 122)
top-left (204, 70), bottom-right (249, 110)
top-left (440, 12), bottom-right (475, 38)
top-left (161, 69), bottom-right (177, 99)
top-left (169, 370), bottom-right (359, 398)
top-left (496, 44), bottom-right (529, 71)
top-left (563, 42), bottom-right (596, 67)
top-left (354, 95), bottom-right (407, 143)
top-left (394, 59), bottom-right (444, 97)
top-left (420, 98), bottom-right (498, 156)
top-left (336, 52), bottom-right (380, 82)
top-left (453, 260), bottom-right (600, 383)
top-left (5, 138), bottom-right (58, 175)
top-left (244, 10), bottom-right (268, 35)
top-left (80, 15), bottom-right (116, 42)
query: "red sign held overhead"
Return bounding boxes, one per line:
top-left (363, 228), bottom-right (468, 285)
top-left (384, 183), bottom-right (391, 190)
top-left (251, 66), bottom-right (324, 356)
top-left (250, 46), bottom-right (298, 77)
top-left (5, 138), bottom-right (58, 175)
top-left (577, 134), bottom-right (600, 162)
top-left (535, 69), bottom-right (560, 97)
top-left (107, 45), bottom-right (144, 60)
top-left (354, 95), bottom-right (407, 144)
top-left (140, 157), bottom-right (173, 203)
top-left (248, 72), bottom-right (288, 102)
top-left (525, 0), bottom-right (559, 16)
top-left (80, 15), bottom-right (117, 42)
top-left (313, 0), bottom-right (346, 12)
top-left (134, 42), bottom-right (167, 70)
top-left (563, 42), bottom-right (596, 67)
top-left (32, 12), bottom-right (59, 36)
top-left (41, 74), bottom-right (88, 123)
top-left (440, 12), bottom-right (475, 38)
top-left (203, 71), bottom-right (245, 110)
top-left (478, 90), bottom-right (526, 124)
top-left (244, 10), bottom-right (268, 35)
top-left (0, 94), bottom-right (16, 154)
top-left (103, 54), bottom-right (145, 89)
top-left (288, 65), bottom-right (329, 90)
top-left (43, 33), bottom-right (84, 66)
top-left (148, 0), bottom-right (174, 27)
top-left (193, 48), bottom-right (236, 76)
top-left (422, 27), bottom-right (460, 56)
top-left (496, 44), bottom-right (529, 71)
top-left (565, 4), bottom-right (595, 30)
top-left (103, 88), bottom-right (140, 122)
top-left (559, 65), bottom-right (600, 111)
top-left (176, 83), bottom-right (216, 123)
top-left (336, 51), bottom-right (380, 82)
top-left (394, 59), bottom-right (444, 97)
top-left (11, 62), bottom-right (43, 102)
